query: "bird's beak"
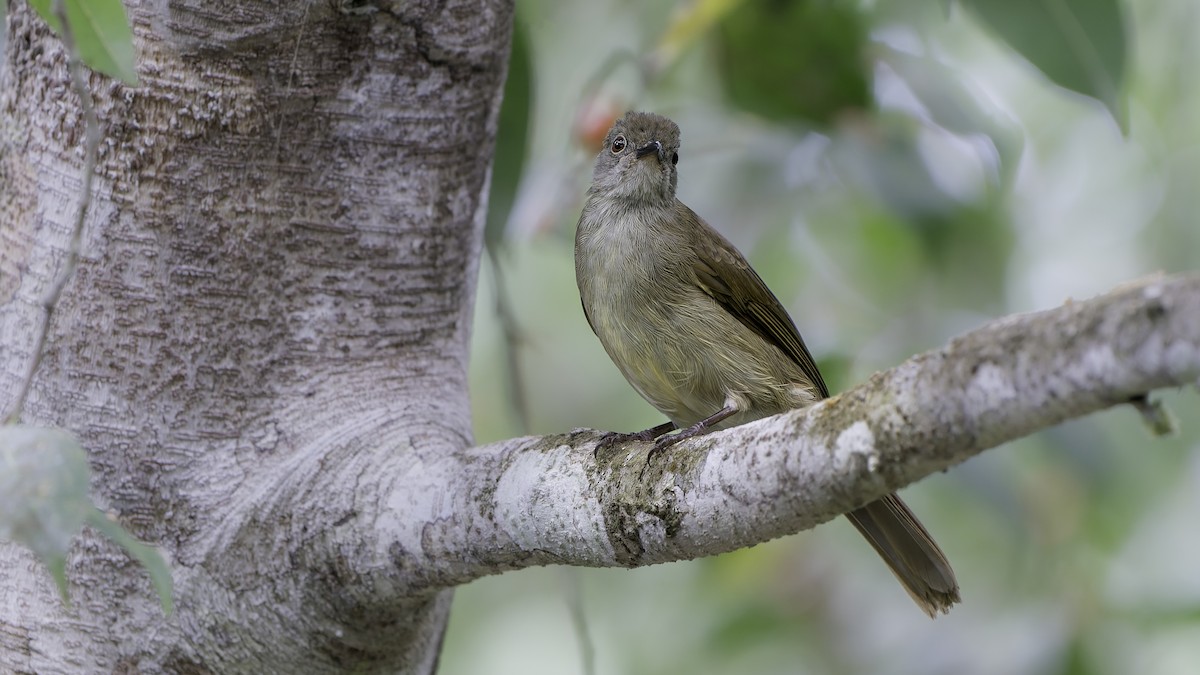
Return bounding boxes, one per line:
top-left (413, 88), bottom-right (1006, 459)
top-left (635, 140), bottom-right (664, 162)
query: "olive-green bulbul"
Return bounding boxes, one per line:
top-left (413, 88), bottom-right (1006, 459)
top-left (575, 111), bottom-right (960, 617)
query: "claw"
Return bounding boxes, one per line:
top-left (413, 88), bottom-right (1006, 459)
top-left (640, 402), bottom-right (741, 467)
top-left (592, 421), bottom-right (677, 459)
top-left (643, 417), bottom-right (714, 464)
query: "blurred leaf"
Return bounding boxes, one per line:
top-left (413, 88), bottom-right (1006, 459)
top-left (920, 205), bottom-right (1013, 309)
top-left (87, 509), bottom-right (174, 615)
top-left (717, 0), bottom-right (871, 127)
top-left (881, 48), bottom-right (1025, 191)
top-left (484, 16), bottom-right (533, 250)
top-left (484, 18), bottom-right (536, 434)
top-left (29, 0), bottom-right (138, 85)
top-left (829, 116), bottom-right (1012, 308)
top-left (748, 212), bottom-right (804, 295)
top-left (0, 426), bottom-right (173, 613)
top-left (1127, 605), bottom-right (1200, 627)
top-left (1, 0), bottom-right (8, 56)
top-left (857, 210), bottom-right (923, 306)
top-left (830, 116), bottom-right (959, 221)
top-left (961, 0), bottom-right (1127, 131)
top-left (44, 555), bottom-right (68, 603)
top-left (654, 0), bottom-right (745, 69)
top-left (1060, 632), bottom-right (1091, 675)
top-left (708, 604), bottom-right (788, 651)
top-left (0, 426), bottom-right (93, 601)
top-left (813, 353), bottom-right (853, 393)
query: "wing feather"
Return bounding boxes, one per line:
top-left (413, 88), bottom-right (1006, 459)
top-left (688, 213), bottom-right (830, 399)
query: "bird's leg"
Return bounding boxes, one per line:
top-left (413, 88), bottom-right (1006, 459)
top-left (595, 421), bottom-right (677, 455)
top-left (648, 404), bottom-right (738, 457)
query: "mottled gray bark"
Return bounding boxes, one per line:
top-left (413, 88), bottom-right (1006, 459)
top-left (1, 0), bottom-right (512, 672)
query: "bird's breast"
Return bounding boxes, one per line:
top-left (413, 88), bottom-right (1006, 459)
top-left (576, 202), bottom-right (814, 427)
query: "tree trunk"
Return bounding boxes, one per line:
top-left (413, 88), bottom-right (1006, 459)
top-left (1, 0), bottom-right (513, 671)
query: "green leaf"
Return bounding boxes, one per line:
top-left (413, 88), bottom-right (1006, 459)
top-left (0, 426), bottom-right (92, 601)
top-left (0, 427), bottom-right (92, 557)
top-left (961, 0), bottom-right (1128, 131)
top-left (29, 0), bottom-right (138, 85)
top-left (653, 0), bottom-right (745, 68)
top-left (87, 509), bottom-right (174, 615)
top-left (484, 16), bottom-right (533, 250)
top-left (0, 426), bottom-right (173, 614)
top-left (44, 555), bottom-right (69, 603)
top-left (716, 0), bottom-right (872, 127)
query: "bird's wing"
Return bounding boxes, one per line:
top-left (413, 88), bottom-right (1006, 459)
top-left (689, 214), bottom-right (830, 399)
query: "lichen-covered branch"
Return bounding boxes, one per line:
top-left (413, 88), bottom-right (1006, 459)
top-left (402, 274), bottom-right (1200, 585)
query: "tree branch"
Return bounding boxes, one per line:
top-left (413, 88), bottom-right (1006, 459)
top-left (400, 273), bottom-right (1200, 588)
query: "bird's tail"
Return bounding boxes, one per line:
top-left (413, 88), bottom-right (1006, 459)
top-left (845, 493), bottom-right (961, 617)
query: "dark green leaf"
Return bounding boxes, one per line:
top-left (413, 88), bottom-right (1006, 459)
top-left (961, 0), bottom-right (1128, 131)
top-left (717, 0), bottom-right (872, 127)
top-left (29, 0), bottom-right (138, 85)
top-left (483, 17), bottom-right (536, 434)
top-left (484, 17), bottom-right (533, 250)
top-left (916, 204), bottom-right (1013, 309)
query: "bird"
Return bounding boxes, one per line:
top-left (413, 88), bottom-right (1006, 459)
top-left (574, 111), bottom-right (960, 616)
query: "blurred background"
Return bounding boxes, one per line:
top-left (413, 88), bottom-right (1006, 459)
top-left (442, 1), bottom-right (1200, 673)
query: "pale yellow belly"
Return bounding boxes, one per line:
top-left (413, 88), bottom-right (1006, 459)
top-left (590, 285), bottom-right (818, 429)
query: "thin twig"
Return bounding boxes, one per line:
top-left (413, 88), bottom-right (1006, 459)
top-left (4, 0), bottom-right (100, 424)
top-left (561, 568), bottom-right (596, 675)
top-left (485, 245), bottom-right (532, 434)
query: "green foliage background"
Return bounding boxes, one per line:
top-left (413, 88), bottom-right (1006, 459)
top-left (445, 1), bottom-right (1200, 674)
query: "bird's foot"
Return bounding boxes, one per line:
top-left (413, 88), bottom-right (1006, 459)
top-left (644, 421), bottom-right (709, 464)
top-left (593, 421), bottom-right (677, 459)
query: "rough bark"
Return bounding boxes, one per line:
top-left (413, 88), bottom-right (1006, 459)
top-left (1, 0), bottom-right (512, 672)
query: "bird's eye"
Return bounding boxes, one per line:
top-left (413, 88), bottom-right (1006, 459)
top-left (671, 152), bottom-right (679, 165)
top-left (610, 135), bottom-right (626, 154)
